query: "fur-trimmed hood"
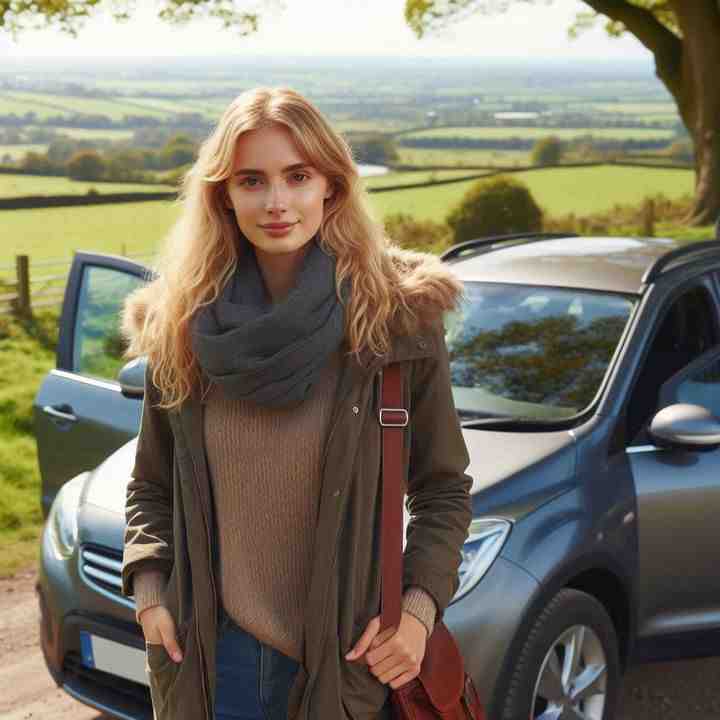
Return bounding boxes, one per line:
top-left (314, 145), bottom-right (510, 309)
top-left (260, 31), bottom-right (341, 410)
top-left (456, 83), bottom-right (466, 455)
top-left (121, 244), bottom-right (463, 348)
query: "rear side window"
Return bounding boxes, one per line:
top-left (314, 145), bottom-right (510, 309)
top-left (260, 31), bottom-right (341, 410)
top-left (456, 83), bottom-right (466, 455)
top-left (72, 266), bottom-right (144, 380)
top-left (672, 355), bottom-right (720, 417)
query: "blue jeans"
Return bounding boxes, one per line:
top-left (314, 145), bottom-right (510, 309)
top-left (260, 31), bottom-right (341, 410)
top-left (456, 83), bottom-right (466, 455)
top-left (214, 607), bottom-right (300, 720)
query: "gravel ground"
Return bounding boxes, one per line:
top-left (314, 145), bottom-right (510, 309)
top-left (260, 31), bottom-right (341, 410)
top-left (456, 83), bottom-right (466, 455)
top-left (1, 566), bottom-right (719, 719)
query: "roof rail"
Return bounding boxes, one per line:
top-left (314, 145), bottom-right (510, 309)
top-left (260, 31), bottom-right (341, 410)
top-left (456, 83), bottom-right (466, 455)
top-left (642, 239), bottom-right (720, 284)
top-left (440, 232), bottom-right (578, 263)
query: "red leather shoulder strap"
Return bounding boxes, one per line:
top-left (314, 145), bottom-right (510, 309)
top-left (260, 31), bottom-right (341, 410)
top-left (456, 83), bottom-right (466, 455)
top-left (379, 363), bottom-right (406, 633)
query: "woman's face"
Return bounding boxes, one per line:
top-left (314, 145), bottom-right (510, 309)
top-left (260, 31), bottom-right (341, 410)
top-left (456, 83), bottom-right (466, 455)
top-left (224, 123), bottom-right (333, 259)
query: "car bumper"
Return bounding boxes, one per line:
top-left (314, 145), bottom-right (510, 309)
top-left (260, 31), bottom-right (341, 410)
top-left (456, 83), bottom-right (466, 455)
top-left (443, 556), bottom-right (539, 716)
top-left (37, 518), bottom-right (152, 720)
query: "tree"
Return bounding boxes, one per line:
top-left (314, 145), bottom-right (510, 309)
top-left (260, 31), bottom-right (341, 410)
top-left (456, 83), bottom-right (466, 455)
top-left (531, 136), bottom-right (564, 166)
top-left (405, 1), bottom-right (720, 226)
top-left (347, 133), bottom-right (400, 166)
top-left (446, 175), bottom-right (543, 242)
top-left (0, 1), bottom-right (272, 37)
top-left (67, 150), bottom-right (107, 181)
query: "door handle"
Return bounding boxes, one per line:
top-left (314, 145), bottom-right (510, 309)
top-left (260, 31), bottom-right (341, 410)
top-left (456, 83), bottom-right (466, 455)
top-left (43, 404), bottom-right (78, 423)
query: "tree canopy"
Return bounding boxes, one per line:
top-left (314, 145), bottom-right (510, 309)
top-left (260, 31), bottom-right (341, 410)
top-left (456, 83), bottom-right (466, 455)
top-left (0, 0), bottom-right (273, 37)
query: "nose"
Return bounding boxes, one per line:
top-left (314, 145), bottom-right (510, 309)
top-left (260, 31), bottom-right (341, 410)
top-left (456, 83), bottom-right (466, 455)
top-left (264, 181), bottom-right (288, 214)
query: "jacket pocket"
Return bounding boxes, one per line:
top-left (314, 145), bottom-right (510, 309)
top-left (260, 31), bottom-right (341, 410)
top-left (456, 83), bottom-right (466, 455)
top-left (144, 624), bottom-right (188, 717)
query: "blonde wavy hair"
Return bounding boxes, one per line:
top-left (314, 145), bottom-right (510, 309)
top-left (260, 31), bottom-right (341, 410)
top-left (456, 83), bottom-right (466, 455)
top-left (121, 86), bottom-right (417, 410)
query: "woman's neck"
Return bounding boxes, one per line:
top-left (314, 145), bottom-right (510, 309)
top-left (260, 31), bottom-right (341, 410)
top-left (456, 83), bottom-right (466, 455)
top-left (254, 243), bottom-right (312, 305)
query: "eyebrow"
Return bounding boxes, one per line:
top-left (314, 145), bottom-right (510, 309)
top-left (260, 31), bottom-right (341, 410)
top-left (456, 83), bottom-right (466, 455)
top-left (233, 163), bottom-right (312, 176)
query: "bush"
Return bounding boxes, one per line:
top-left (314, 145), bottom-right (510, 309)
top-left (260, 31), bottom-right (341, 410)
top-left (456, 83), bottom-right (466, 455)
top-left (384, 213), bottom-right (452, 254)
top-left (67, 150), bottom-right (107, 181)
top-left (531, 136), bottom-right (564, 166)
top-left (446, 175), bottom-right (543, 242)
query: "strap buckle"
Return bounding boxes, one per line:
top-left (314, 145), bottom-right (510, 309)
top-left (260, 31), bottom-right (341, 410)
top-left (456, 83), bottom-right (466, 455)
top-left (379, 408), bottom-right (409, 427)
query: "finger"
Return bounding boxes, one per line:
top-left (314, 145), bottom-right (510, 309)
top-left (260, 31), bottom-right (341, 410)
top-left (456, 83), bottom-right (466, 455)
top-left (378, 660), bottom-right (415, 686)
top-left (369, 642), bottom-right (418, 677)
top-left (369, 625), bottom-right (396, 650)
top-left (365, 634), bottom-right (400, 667)
top-left (390, 669), bottom-right (419, 690)
top-left (159, 620), bottom-right (183, 662)
top-left (345, 617), bottom-right (380, 660)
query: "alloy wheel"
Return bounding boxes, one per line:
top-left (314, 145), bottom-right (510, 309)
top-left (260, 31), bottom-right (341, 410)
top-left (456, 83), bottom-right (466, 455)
top-left (530, 624), bottom-right (607, 720)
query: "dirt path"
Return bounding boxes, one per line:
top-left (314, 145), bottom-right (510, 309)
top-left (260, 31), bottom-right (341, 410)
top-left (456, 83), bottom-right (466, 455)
top-left (1, 565), bottom-right (719, 719)
top-left (0, 567), bottom-right (109, 720)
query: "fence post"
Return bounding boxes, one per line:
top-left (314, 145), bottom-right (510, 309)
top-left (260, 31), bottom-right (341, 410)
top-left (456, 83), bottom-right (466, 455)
top-left (14, 254), bottom-right (31, 318)
top-left (641, 198), bottom-right (656, 237)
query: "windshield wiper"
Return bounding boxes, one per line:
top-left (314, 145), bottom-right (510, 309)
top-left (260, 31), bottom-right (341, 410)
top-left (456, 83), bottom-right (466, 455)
top-left (461, 416), bottom-right (564, 430)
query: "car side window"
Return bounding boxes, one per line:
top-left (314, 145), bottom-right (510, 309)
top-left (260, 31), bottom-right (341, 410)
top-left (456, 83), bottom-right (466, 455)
top-left (625, 284), bottom-right (718, 445)
top-left (72, 266), bottom-right (144, 381)
top-left (667, 353), bottom-right (720, 417)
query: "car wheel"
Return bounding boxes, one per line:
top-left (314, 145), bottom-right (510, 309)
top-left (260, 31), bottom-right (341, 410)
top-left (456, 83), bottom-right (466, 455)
top-left (500, 588), bottom-right (621, 720)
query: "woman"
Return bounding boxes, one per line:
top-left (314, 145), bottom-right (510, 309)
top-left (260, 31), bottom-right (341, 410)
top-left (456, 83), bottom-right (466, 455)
top-left (120, 86), bottom-right (473, 720)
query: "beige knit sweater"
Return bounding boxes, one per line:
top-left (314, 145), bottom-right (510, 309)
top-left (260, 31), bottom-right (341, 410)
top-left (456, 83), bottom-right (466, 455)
top-left (133, 349), bottom-right (436, 662)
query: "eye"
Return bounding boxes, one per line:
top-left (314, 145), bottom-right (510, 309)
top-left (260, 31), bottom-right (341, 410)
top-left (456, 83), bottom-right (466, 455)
top-left (239, 176), bottom-right (261, 187)
top-left (291, 172), bottom-right (309, 182)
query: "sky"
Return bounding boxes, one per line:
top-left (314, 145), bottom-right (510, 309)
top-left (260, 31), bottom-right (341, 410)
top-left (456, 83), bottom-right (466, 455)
top-left (0, 0), bottom-right (652, 62)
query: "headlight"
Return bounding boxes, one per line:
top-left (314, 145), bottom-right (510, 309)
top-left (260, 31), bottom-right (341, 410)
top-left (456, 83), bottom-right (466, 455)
top-left (452, 518), bottom-right (512, 603)
top-left (48, 473), bottom-right (87, 558)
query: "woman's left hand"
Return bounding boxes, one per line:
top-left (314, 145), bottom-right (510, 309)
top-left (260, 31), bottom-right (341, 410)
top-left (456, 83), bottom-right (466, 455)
top-left (345, 611), bottom-right (428, 689)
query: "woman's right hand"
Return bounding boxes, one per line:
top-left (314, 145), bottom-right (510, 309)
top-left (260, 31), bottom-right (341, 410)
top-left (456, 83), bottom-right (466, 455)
top-left (139, 606), bottom-right (183, 663)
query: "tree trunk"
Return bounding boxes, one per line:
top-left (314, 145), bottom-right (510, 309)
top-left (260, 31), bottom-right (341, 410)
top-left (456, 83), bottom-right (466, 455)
top-left (671, 1), bottom-right (720, 226)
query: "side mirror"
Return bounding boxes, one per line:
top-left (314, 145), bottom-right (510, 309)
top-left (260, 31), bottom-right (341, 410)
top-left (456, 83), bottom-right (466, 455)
top-left (649, 403), bottom-right (720, 452)
top-left (117, 357), bottom-right (146, 399)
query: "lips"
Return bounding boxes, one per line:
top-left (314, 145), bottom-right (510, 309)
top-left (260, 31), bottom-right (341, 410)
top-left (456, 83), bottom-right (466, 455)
top-left (260, 222), bottom-right (297, 229)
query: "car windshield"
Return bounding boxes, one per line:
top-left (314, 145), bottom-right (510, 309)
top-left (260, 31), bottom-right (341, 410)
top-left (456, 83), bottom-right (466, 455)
top-left (445, 282), bottom-right (636, 422)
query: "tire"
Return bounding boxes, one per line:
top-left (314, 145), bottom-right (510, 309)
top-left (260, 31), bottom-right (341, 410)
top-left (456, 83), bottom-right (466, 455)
top-left (500, 588), bottom-right (621, 720)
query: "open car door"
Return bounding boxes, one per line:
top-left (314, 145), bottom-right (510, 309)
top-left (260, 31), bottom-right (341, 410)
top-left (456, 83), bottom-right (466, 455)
top-left (33, 252), bottom-right (151, 518)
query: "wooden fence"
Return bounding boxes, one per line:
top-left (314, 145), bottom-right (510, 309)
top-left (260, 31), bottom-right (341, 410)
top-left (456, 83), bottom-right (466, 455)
top-left (0, 250), bottom-right (153, 318)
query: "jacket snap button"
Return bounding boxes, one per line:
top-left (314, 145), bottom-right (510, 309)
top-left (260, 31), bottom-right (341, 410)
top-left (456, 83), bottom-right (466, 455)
top-left (333, 489), bottom-right (341, 498)
top-left (418, 340), bottom-right (427, 349)
top-left (352, 405), bottom-right (359, 414)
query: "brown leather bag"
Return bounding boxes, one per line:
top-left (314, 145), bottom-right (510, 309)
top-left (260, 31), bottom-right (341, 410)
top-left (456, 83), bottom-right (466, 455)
top-left (379, 362), bottom-right (485, 720)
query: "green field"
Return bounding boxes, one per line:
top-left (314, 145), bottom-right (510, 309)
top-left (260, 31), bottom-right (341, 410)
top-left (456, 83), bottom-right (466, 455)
top-left (401, 126), bottom-right (676, 141)
top-left (0, 144), bottom-right (47, 161)
top-left (363, 169), bottom-right (487, 189)
top-left (0, 201), bottom-right (178, 264)
top-left (0, 165), bottom-right (697, 265)
top-left (592, 102), bottom-right (678, 115)
top-left (5, 92), bottom-right (170, 121)
top-left (370, 165), bottom-right (695, 221)
top-left (0, 173), bottom-right (175, 198)
top-left (0, 92), bottom-right (73, 120)
top-left (36, 126), bottom-right (136, 141)
top-left (396, 147), bottom-right (531, 167)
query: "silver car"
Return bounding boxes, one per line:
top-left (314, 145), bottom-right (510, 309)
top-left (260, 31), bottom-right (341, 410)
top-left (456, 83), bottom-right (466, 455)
top-left (35, 233), bottom-right (720, 720)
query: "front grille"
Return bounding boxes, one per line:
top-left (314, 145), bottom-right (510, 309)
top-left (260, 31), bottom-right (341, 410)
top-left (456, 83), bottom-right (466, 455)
top-left (79, 545), bottom-right (127, 600)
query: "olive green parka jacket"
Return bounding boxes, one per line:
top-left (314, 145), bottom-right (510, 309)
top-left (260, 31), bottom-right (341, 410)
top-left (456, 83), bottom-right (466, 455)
top-left (120, 245), bottom-right (474, 720)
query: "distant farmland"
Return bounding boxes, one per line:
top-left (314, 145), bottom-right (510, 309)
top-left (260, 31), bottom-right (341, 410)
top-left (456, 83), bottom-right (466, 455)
top-left (399, 126), bottom-right (677, 142)
top-left (0, 173), bottom-right (175, 198)
top-left (0, 165), bottom-right (695, 265)
top-left (370, 165), bottom-right (694, 221)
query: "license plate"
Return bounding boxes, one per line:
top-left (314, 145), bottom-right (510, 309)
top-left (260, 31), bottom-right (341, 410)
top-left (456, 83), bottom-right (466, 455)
top-left (79, 631), bottom-right (149, 687)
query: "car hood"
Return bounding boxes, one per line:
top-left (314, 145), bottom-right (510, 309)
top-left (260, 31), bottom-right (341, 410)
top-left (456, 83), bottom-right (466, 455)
top-left (83, 437), bottom-right (139, 514)
top-left (79, 427), bottom-right (576, 548)
top-left (462, 427), bottom-right (577, 520)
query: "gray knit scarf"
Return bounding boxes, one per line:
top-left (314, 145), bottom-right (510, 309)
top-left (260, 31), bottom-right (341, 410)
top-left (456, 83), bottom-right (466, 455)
top-left (190, 236), bottom-right (348, 409)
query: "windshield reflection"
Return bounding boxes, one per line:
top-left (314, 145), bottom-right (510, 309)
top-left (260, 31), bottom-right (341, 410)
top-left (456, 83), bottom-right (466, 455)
top-left (446, 282), bottom-right (635, 421)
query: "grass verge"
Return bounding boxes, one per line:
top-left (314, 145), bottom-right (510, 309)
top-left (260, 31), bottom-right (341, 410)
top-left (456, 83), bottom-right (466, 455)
top-left (0, 309), bottom-right (57, 577)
